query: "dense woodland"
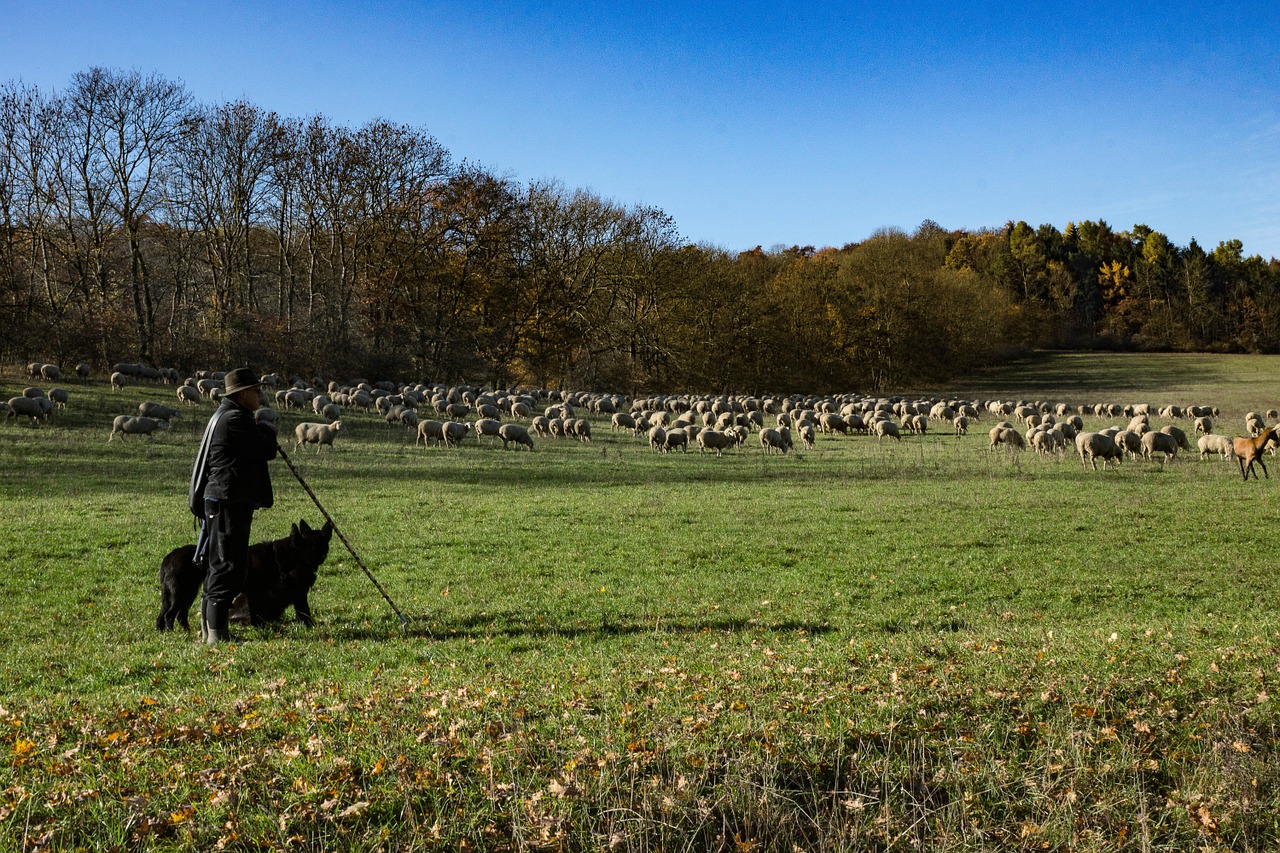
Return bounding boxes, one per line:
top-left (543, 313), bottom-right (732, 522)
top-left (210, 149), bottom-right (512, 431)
top-left (2, 68), bottom-right (1278, 394)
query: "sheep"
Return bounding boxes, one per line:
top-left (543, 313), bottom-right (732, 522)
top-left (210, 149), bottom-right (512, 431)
top-left (611, 412), bottom-right (637, 433)
top-left (138, 402), bottom-right (182, 422)
top-left (530, 416), bottom-right (553, 438)
top-left (510, 401), bottom-right (532, 419)
top-left (1140, 430), bottom-right (1179, 463)
top-left (1197, 433), bottom-right (1235, 460)
top-left (759, 427), bottom-right (792, 455)
top-left (474, 417), bottom-right (503, 444)
top-left (1076, 431), bottom-right (1122, 470)
top-left (397, 408), bottom-right (419, 430)
top-left (1114, 430), bottom-right (1143, 459)
top-left (416, 419), bottom-right (445, 447)
top-left (663, 427), bottom-right (689, 453)
top-left (48, 388), bottom-right (69, 409)
top-left (696, 428), bottom-right (735, 456)
top-left (255, 407), bottom-right (280, 428)
top-left (989, 426), bottom-right (1025, 451)
top-left (496, 422), bottom-right (534, 450)
top-left (109, 415), bottom-right (170, 442)
top-left (1158, 425), bottom-right (1192, 452)
top-left (40, 364), bottom-right (61, 381)
top-left (648, 425), bottom-right (667, 452)
top-left (873, 419), bottom-right (902, 442)
top-left (76, 362), bottom-right (91, 379)
top-left (798, 422), bottom-right (816, 450)
top-left (1245, 412), bottom-right (1266, 436)
top-left (110, 371), bottom-right (127, 391)
top-left (1193, 416), bottom-right (1212, 436)
top-left (442, 421), bottom-right (472, 447)
top-left (6, 396), bottom-right (47, 426)
top-left (294, 421), bottom-right (343, 452)
top-left (320, 403), bottom-right (341, 423)
top-left (177, 385), bottom-right (202, 406)
top-left (567, 417), bottom-right (592, 442)
top-left (953, 415), bottom-right (969, 436)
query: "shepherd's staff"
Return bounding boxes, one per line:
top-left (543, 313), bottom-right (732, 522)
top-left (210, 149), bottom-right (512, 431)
top-left (275, 442), bottom-right (410, 634)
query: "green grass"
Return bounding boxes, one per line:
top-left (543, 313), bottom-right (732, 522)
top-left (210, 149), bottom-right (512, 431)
top-left (3, 353), bottom-right (1280, 850)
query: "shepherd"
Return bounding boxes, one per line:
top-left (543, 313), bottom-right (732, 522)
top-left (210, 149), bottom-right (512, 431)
top-left (189, 368), bottom-right (279, 643)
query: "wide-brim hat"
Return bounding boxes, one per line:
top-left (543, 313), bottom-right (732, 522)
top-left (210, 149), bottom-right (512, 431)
top-left (224, 368), bottom-right (261, 396)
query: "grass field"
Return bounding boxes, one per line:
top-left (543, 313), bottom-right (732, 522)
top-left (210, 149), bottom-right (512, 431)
top-left (3, 351), bottom-right (1280, 851)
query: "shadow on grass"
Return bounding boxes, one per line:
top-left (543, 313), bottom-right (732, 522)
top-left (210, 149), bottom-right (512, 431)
top-left (322, 612), bottom-right (839, 643)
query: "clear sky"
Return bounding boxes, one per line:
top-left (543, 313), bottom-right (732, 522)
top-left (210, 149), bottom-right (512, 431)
top-left (3, 1), bottom-right (1277, 258)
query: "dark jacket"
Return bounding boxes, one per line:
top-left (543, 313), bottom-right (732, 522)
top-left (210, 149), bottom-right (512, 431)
top-left (189, 398), bottom-right (278, 515)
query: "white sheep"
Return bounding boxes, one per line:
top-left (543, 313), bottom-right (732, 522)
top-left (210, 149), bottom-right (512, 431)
top-left (1076, 431), bottom-right (1122, 470)
top-left (1197, 433), bottom-right (1235, 460)
top-left (138, 402), bottom-right (181, 422)
top-left (416, 419), bottom-right (445, 447)
top-left (953, 415), bottom-right (969, 436)
top-left (648, 425), bottom-right (667, 452)
top-left (1158, 425), bottom-right (1192, 452)
top-left (1141, 430), bottom-right (1178, 463)
top-left (6, 396), bottom-right (46, 426)
top-left (294, 421), bottom-right (343, 452)
top-left (177, 385), bottom-right (201, 406)
top-left (567, 417), bottom-right (592, 442)
top-left (109, 415), bottom-right (170, 442)
top-left (696, 428), bottom-right (735, 456)
top-left (798, 422), bottom-right (816, 450)
top-left (759, 427), bottom-right (792, 455)
top-left (1115, 430), bottom-right (1143, 459)
top-left (663, 427), bottom-right (690, 453)
top-left (442, 421), bottom-right (472, 447)
top-left (873, 419), bottom-right (902, 443)
top-left (110, 371), bottom-right (127, 391)
top-left (1193, 416), bottom-right (1212, 436)
top-left (498, 423), bottom-right (535, 450)
top-left (474, 417), bottom-right (503, 444)
top-left (48, 388), bottom-right (69, 409)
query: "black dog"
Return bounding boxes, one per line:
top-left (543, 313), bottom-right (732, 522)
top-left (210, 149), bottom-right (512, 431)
top-left (156, 519), bottom-right (333, 632)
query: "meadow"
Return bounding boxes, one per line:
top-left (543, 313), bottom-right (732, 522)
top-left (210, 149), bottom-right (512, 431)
top-left (3, 351), bottom-right (1280, 851)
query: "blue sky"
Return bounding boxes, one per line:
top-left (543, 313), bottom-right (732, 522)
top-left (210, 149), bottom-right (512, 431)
top-left (3, 2), bottom-right (1277, 258)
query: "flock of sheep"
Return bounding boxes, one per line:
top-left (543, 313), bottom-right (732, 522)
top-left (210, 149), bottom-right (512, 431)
top-left (6, 362), bottom-right (1280, 476)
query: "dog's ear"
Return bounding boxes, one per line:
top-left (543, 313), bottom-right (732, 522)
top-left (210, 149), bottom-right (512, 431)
top-left (290, 522), bottom-right (300, 539)
top-left (322, 520), bottom-right (333, 540)
top-left (299, 519), bottom-right (312, 534)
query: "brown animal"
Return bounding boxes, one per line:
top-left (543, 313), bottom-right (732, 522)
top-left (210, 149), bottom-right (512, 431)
top-left (1233, 426), bottom-right (1280, 480)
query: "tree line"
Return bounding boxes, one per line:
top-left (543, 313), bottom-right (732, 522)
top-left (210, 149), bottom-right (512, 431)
top-left (2, 68), bottom-right (1277, 394)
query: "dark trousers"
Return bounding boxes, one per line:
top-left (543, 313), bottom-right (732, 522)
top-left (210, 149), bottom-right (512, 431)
top-left (202, 500), bottom-right (254, 607)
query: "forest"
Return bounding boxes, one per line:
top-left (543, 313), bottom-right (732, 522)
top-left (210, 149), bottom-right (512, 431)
top-left (2, 68), bottom-right (1278, 394)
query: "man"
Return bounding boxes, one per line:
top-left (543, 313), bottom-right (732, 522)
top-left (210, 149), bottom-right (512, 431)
top-left (189, 368), bottom-right (279, 643)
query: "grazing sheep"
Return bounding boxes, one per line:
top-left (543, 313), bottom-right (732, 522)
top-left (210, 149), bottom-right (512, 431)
top-left (110, 371), bottom-right (127, 391)
top-left (138, 402), bottom-right (182, 422)
top-left (567, 418), bottom-right (592, 442)
top-left (798, 422), bottom-right (816, 450)
top-left (611, 412), bottom-right (637, 433)
top-left (648, 425), bottom-right (667, 452)
top-left (696, 428), bottom-right (735, 456)
top-left (442, 421), bottom-right (472, 447)
top-left (663, 427), bottom-right (689, 453)
top-left (759, 427), bottom-right (793, 455)
top-left (294, 421), bottom-right (343, 452)
top-left (177, 385), bottom-right (202, 406)
top-left (416, 419), bottom-right (445, 447)
top-left (321, 403), bottom-right (342, 423)
top-left (76, 362), bottom-right (91, 379)
top-left (510, 401), bottom-right (532, 419)
top-left (530, 416), bottom-right (553, 438)
top-left (497, 423), bottom-right (535, 450)
top-left (40, 364), bottom-right (61, 381)
top-left (6, 396), bottom-right (47, 426)
top-left (109, 415), bottom-right (170, 442)
top-left (1141, 430), bottom-right (1179, 463)
top-left (474, 417), bottom-right (503, 444)
top-left (953, 415), bottom-right (969, 436)
top-left (1158, 425), bottom-right (1192, 452)
top-left (873, 419), bottom-right (902, 443)
top-left (1198, 434), bottom-right (1235, 460)
top-left (817, 412), bottom-right (848, 434)
top-left (1076, 431), bottom-right (1122, 470)
top-left (989, 426), bottom-right (1025, 451)
top-left (48, 388), bottom-right (69, 409)
top-left (1193, 416), bottom-right (1212, 436)
top-left (1115, 430), bottom-right (1143, 459)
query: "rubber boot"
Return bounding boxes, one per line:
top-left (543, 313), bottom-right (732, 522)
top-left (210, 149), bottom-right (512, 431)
top-left (205, 601), bottom-right (234, 644)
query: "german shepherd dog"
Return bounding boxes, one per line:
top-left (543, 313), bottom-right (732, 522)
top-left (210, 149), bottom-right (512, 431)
top-left (156, 519), bottom-right (333, 631)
